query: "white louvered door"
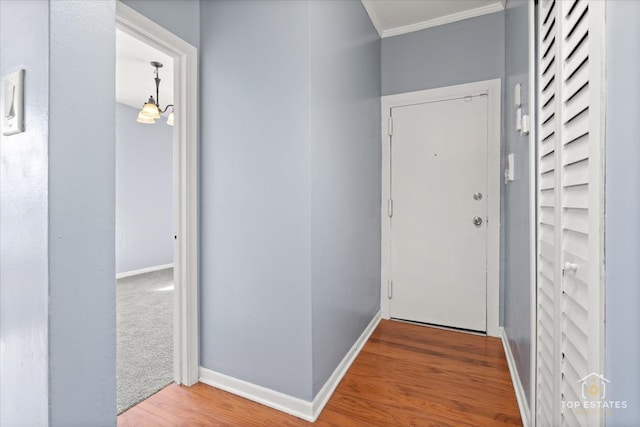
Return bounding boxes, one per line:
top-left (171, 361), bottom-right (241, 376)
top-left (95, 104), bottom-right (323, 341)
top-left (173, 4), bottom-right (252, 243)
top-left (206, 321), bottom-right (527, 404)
top-left (536, 1), bottom-right (605, 426)
top-left (537, 0), bottom-right (561, 424)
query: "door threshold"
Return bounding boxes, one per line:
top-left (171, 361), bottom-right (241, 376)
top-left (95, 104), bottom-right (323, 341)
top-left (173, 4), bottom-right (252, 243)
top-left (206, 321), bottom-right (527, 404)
top-left (390, 318), bottom-right (486, 336)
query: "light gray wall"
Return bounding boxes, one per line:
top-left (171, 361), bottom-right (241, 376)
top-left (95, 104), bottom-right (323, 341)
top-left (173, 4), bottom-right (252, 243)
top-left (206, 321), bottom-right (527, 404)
top-left (116, 102), bottom-right (173, 274)
top-left (503, 0), bottom-right (531, 405)
top-left (605, 1), bottom-right (640, 424)
top-left (121, 0), bottom-right (199, 47)
top-left (309, 0), bottom-right (381, 396)
top-left (200, 0), bottom-right (313, 400)
top-left (381, 11), bottom-right (505, 96)
top-left (0, 1), bottom-right (50, 425)
top-left (48, 1), bottom-right (116, 425)
top-left (200, 0), bottom-right (382, 401)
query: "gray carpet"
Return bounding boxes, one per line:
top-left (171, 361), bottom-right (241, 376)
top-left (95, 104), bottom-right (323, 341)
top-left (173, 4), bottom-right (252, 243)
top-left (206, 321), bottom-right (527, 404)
top-left (117, 268), bottom-right (173, 414)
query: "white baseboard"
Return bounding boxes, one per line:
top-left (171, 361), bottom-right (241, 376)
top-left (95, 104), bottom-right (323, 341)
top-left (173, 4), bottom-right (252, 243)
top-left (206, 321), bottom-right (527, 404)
top-left (500, 327), bottom-right (531, 427)
top-left (199, 367), bottom-right (314, 421)
top-left (116, 263), bottom-right (173, 279)
top-left (311, 310), bottom-right (381, 419)
top-left (199, 310), bottom-right (382, 422)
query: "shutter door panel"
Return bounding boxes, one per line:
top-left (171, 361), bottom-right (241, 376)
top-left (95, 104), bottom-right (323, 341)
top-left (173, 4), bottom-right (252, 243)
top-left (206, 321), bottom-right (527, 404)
top-left (559, 0), bottom-right (605, 425)
top-left (536, 0), bottom-right (561, 424)
top-left (536, 0), bottom-right (604, 425)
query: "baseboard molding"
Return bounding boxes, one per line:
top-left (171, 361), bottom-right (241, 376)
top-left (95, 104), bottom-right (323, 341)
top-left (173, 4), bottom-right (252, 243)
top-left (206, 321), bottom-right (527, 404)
top-left (500, 327), bottom-right (531, 427)
top-left (116, 263), bottom-right (173, 279)
top-left (199, 310), bottom-right (382, 422)
top-left (199, 367), bottom-right (314, 421)
top-left (311, 310), bottom-right (381, 419)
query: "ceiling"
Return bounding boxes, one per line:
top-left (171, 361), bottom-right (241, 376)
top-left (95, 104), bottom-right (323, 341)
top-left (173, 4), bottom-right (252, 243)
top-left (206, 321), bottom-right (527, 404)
top-left (361, 0), bottom-right (505, 38)
top-left (116, 29), bottom-right (174, 110)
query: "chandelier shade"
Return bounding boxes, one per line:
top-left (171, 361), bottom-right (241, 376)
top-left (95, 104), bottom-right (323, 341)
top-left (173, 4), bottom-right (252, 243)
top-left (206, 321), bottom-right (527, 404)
top-left (167, 108), bottom-right (175, 126)
top-left (136, 111), bottom-right (156, 124)
top-left (137, 61), bottom-right (174, 126)
top-left (140, 98), bottom-right (161, 119)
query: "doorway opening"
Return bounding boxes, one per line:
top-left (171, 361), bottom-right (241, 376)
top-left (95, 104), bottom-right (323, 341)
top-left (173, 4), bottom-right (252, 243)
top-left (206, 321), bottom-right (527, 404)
top-left (115, 28), bottom-right (175, 413)
top-left (115, 1), bottom-right (199, 414)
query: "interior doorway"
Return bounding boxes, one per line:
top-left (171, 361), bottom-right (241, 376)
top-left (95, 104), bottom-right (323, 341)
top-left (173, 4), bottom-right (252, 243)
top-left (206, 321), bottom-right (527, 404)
top-left (381, 80), bottom-right (501, 337)
top-left (115, 27), bottom-right (175, 413)
top-left (115, 1), bottom-right (200, 412)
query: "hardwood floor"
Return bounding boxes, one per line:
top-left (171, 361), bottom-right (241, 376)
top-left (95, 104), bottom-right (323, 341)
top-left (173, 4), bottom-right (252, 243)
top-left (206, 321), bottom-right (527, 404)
top-left (118, 320), bottom-right (522, 426)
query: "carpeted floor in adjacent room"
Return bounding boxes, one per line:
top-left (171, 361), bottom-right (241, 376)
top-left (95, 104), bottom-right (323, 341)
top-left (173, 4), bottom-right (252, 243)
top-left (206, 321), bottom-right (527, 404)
top-left (117, 268), bottom-right (173, 414)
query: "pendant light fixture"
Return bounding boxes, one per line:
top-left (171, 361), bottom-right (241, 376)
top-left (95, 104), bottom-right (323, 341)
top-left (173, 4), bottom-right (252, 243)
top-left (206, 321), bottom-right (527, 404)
top-left (137, 61), bottom-right (174, 126)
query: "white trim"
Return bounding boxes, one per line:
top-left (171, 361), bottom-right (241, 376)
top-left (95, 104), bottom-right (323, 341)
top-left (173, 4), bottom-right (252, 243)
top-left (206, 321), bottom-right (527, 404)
top-left (527, 0), bottom-right (537, 424)
top-left (199, 368), bottom-right (314, 421)
top-left (116, 263), bottom-right (174, 279)
top-left (588, 5), bottom-right (607, 427)
top-left (360, 0), bottom-right (383, 38)
top-left (380, 79), bottom-right (502, 337)
top-left (500, 327), bottom-right (532, 427)
top-left (116, 1), bottom-right (199, 387)
top-left (311, 311), bottom-right (381, 419)
top-left (199, 311), bottom-right (382, 422)
top-left (373, 2), bottom-right (505, 39)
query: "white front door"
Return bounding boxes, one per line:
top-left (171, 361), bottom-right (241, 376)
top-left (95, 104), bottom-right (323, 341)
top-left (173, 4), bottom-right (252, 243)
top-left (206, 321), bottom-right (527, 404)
top-left (389, 95), bottom-right (489, 332)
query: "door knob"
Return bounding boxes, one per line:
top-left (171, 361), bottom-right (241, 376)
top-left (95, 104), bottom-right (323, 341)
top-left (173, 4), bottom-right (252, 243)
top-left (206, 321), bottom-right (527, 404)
top-left (473, 216), bottom-right (483, 226)
top-left (473, 192), bottom-right (483, 201)
top-left (564, 262), bottom-right (578, 273)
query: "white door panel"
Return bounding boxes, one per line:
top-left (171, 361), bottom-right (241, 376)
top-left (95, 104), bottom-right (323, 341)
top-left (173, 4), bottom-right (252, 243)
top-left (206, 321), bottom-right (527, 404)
top-left (390, 96), bottom-right (488, 332)
top-left (535, 1), bottom-right (605, 425)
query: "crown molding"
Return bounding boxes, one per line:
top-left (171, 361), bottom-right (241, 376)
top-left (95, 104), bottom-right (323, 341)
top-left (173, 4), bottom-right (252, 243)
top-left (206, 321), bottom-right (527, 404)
top-left (362, 1), bottom-right (505, 39)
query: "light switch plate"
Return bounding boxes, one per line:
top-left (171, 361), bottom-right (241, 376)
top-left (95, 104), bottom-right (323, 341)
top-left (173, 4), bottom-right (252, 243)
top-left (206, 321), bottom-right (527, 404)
top-left (505, 153), bottom-right (516, 183)
top-left (2, 69), bottom-right (25, 136)
top-left (521, 114), bottom-right (530, 135)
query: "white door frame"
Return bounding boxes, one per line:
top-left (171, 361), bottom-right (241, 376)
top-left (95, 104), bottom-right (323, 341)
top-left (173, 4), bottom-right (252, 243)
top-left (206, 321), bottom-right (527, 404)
top-left (116, 2), bottom-right (199, 386)
top-left (380, 79), bottom-right (501, 337)
top-left (528, 0), bottom-right (537, 423)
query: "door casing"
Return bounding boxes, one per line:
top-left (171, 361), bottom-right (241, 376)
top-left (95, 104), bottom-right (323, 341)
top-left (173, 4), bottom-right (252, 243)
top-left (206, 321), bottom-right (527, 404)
top-left (116, 2), bottom-right (199, 386)
top-left (380, 79), bottom-right (502, 337)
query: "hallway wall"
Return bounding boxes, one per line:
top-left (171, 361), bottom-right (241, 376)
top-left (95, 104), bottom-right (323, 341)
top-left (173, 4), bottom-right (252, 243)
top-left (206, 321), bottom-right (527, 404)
top-left (309, 0), bottom-right (381, 396)
top-left (0, 1), bottom-right (50, 425)
top-left (116, 102), bottom-right (173, 274)
top-left (1, 1), bottom-right (117, 426)
top-left (121, 0), bottom-right (199, 48)
top-left (605, 1), bottom-right (640, 424)
top-left (199, 0), bottom-right (313, 400)
top-left (199, 0), bottom-right (380, 402)
top-left (381, 11), bottom-right (505, 96)
top-left (503, 0), bottom-right (531, 406)
top-left (48, 1), bottom-right (117, 424)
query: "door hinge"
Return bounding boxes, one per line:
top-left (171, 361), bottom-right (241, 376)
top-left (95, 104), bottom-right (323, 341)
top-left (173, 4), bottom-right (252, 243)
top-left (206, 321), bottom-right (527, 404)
top-left (388, 116), bottom-right (393, 136)
top-left (388, 280), bottom-right (393, 299)
top-left (387, 199), bottom-right (393, 217)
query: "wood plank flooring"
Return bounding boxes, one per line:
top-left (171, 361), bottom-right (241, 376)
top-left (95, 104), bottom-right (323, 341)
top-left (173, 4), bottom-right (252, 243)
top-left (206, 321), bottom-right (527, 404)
top-left (118, 320), bottom-right (522, 426)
